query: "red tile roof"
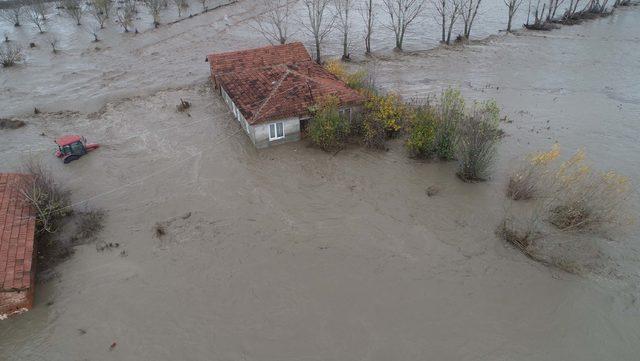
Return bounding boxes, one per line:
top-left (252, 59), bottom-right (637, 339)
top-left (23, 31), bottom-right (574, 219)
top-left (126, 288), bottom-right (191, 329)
top-left (0, 174), bottom-right (36, 292)
top-left (207, 42), bottom-right (312, 77)
top-left (207, 43), bottom-right (364, 125)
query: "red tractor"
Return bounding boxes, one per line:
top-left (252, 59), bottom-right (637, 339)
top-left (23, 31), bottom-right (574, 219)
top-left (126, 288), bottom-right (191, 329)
top-left (55, 135), bottom-right (100, 164)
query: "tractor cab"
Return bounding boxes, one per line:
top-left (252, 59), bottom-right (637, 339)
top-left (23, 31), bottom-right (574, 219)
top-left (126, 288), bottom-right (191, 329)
top-left (55, 135), bottom-right (99, 163)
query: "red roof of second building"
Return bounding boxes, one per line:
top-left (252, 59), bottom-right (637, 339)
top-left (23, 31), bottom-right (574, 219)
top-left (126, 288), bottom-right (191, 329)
top-left (0, 173), bottom-right (36, 292)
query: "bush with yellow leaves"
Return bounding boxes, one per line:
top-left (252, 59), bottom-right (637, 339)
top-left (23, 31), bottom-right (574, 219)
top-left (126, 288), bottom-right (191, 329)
top-left (308, 95), bottom-right (350, 152)
top-left (324, 59), bottom-right (372, 91)
top-left (548, 150), bottom-right (631, 230)
top-left (507, 145), bottom-right (632, 231)
top-left (507, 144), bottom-right (561, 200)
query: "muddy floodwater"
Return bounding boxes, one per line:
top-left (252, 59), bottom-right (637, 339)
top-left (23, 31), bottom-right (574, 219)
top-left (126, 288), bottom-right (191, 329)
top-left (1, 1), bottom-right (640, 360)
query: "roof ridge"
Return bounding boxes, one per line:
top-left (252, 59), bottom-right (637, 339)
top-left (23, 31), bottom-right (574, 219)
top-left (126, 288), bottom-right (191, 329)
top-left (251, 69), bottom-right (291, 122)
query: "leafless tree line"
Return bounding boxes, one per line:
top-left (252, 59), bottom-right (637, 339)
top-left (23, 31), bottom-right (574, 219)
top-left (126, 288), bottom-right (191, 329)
top-left (525, 0), bottom-right (614, 26)
top-left (253, 0), bottom-right (545, 64)
top-left (0, 0), bottom-right (235, 38)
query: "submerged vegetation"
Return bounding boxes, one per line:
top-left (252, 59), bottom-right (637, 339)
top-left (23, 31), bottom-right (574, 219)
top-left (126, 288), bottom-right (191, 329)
top-left (16, 158), bottom-right (105, 268)
top-left (0, 42), bottom-right (22, 67)
top-left (318, 62), bottom-right (504, 182)
top-left (308, 95), bottom-right (351, 151)
top-left (500, 146), bottom-right (633, 273)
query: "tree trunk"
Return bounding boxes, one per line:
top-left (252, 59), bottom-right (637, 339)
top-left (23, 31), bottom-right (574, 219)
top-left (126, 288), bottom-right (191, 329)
top-left (441, 8), bottom-right (446, 43)
top-left (446, 21), bottom-right (454, 44)
top-left (365, 0), bottom-right (372, 54)
top-left (342, 31), bottom-right (349, 60)
top-left (315, 37), bottom-right (321, 64)
top-left (507, 12), bottom-right (513, 32)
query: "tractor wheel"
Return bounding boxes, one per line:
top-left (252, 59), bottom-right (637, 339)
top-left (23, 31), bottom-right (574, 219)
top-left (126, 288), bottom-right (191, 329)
top-left (64, 155), bottom-right (79, 164)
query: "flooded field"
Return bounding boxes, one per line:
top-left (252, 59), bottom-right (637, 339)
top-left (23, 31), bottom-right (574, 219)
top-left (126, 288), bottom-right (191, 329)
top-left (1, 1), bottom-right (640, 360)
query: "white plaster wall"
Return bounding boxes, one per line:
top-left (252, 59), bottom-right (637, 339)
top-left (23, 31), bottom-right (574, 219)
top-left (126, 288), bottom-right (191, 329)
top-left (252, 117), bottom-right (301, 148)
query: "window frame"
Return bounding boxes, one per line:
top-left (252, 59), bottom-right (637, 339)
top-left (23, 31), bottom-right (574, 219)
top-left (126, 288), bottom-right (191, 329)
top-left (339, 108), bottom-right (351, 121)
top-left (269, 122), bottom-right (285, 141)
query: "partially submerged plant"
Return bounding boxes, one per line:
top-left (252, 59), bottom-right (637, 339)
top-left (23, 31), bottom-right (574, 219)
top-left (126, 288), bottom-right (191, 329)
top-left (506, 145), bottom-right (633, 232)
top-left (548, 151), bottom-right (632, 230)
top-left (0, 43), bottom-right (24, 67)
top-left (405, 105), bottom-right (437, 158)
top-left (435, 88), bottom-right (465, 160)
top-left (19, 158), bottom-right (71, 235)
top-left (309, 95), bottom-right (350, 151)
top-left (507, 145), bottom-right (560, 200)
top-left (455, 110), bottom-right (500, 182)
top-left (76, 209), bottom-right (105, 240)
top-left (0, 6), bottom-right (24, 27)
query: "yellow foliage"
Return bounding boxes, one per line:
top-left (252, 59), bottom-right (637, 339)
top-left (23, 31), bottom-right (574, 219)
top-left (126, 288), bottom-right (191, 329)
top-left (324, 59), bottom-right (348, 81)
top-left (364, 92), bottom-right (406, 133)
top-left (530, 144), bottom-right (560, 165)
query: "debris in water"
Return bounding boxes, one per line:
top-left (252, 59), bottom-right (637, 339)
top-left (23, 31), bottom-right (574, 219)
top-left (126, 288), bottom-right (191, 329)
top-left (154, 223), bottom-right (167, 237)
top-left (0, 118), bottom-right (25, 129)
top-left (426, 185), bottom-right (441, 197)
top-left (176, 99), bottom-right (191, 112)
top-left (96, 241), bottom-right (120, 252)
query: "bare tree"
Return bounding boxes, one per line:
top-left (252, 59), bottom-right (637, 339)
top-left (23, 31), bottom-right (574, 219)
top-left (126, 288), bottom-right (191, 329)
top-left (144, 0), bottom-right (163, 27)
top-left (84, 23), bottom-right (101, 41)
top-left (173, 0), bottom-right (189, 18)
top-left (526, 0), bottom-right (548, 26)
top-left (302, 0), bottom-right (334, 64)
top-left (504, 0), bottom-right (524, 31)
top-left (27, 6), bottom-right (46, 32)
top-left (547, 0), bottom-right (566, 19)
top-left (359, 0), bottom-right (375, 54)
top-left (433, 0), bottom-right (463, 45)
top-left (0, 6), bottom-right (24, 27)
top-left (46, 34), bottom-right (59, 53)
top-left (564, 0), bottom-right (583, 17)
top-left (461, 0), bottom-right (482, 39)
top-left (253, 0), bottom-right (293, 45)
top-left (334, 0), bottom-right (353, 60)
top-left (382, 0), bottom-right (425, 51)
top-left (0, 42), bottom-right (23, 67)
top-left (90, 0), bottom-right (111, 28)
top-left (62, 0), bottom-right (84, 26)
top-left (33, 0), bottom-right (50, 21)
top-left (116, 0), bottom-right (135, 32)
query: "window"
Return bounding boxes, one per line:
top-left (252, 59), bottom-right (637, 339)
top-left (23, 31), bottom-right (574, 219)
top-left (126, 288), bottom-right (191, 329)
top-left (339, 108), bottom-right (351, 121)
top-left (269, 122), bottom-right (285, 140)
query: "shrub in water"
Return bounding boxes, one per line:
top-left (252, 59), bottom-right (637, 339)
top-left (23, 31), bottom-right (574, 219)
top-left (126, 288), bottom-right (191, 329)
top-left (435, 88), bottom-right (465, 160)
top-left (324, 59), bottom-right (369, 91)
top-left (0, 43), bottom-right (23, 67)
top-left (507, 145), bottom-right (560, 200)
top-left (364, 92), bottom-right (406, 136)
top-left (455, 110), bottom-right (500, 181)
top-left (547, 149), bottom-right (631, 230)
top-left (309, 96), bottom-right (350, 151)
top-left (405, 106), bottom-right (437, 158)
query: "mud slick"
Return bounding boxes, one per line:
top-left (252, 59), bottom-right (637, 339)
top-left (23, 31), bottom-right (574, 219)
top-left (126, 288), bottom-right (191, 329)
top-left (1, 2), bottom-right (640, 361)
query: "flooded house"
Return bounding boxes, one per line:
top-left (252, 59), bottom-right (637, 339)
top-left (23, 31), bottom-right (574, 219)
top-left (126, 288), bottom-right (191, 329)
top-left (0, 174), bottom-right (37, 319)
top-left (207, 42), bottom-right (364, 148)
